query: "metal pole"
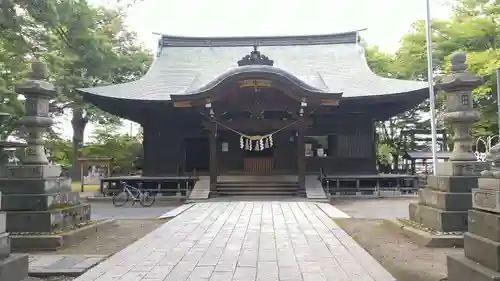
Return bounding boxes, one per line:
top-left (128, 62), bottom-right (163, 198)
top-left (497, 67), bottom-right (500, 135)
top-left (425, 0), bottom-right (439, 175)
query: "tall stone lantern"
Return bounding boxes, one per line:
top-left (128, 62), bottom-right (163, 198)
top-left (438, 52), bottom-right (482, 163)
top-left (15, 61), bottom-right (56, 165)
top-left (407, 52), bottom-right (488, 242)
top-left (0, 61), bottom-right (91, 251)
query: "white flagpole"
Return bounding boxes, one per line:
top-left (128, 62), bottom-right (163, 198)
top-left (425, 0), bottom-right (439, 175)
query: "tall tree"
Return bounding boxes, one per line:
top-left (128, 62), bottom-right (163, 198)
top-left (43, 2), bottom-right (151, 179)
top-left (364, 46), bottom-right (430, 171)
top-left (1, 0), bottom-right (152, 179)
top-left (393, 0), bottom-right (499, 137)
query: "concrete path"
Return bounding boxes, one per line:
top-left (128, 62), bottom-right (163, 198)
top-left (158, 203), bottom-right (195, 219)
top-left (305, 176), bottom-right (327, 200)
top-left (189, 177), bottom-right (211, 200)
top-left (29, 254), bottom-right (107, 277)
top-left (74, 202), bottom-right (395, 281)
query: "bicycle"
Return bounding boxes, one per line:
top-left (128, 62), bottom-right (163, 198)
top-left (112, 181), bottom-right (156, 207)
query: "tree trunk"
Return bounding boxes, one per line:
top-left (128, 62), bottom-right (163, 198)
top-left (391, 153), bottom-right (400, 173)
top-left (71, 108), bottom-right (88, 181)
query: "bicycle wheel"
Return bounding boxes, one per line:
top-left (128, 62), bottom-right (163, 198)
top-left (112, 190), bottom-right (129, 207)
top-left (139, 191), bottom-right (156, 207)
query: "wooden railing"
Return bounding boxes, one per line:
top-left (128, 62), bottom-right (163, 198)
top-left (244, 157), bottom-right (274, 173)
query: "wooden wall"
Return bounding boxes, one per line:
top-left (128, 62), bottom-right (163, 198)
top-left (141, 112), bottom-right (377, 176)
top-left (305, 114), bottom-right (377, 174)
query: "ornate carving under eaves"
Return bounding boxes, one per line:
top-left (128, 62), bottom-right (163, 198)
top-left (237, 45), bottom-right (274, 67)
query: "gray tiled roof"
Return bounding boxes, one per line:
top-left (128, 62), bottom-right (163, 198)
top-left (77, 31), bottom-right (428, 101)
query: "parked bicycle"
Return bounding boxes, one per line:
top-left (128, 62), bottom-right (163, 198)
top-left (112, 181), bottom-right (156, 207)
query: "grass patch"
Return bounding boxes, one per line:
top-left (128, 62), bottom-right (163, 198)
top-left (49, 203), bottom-right (77, 211)
top-left (71, 182), bottom-right (100, 192)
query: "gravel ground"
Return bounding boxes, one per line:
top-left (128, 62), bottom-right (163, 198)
top-left (335, 218), bottom-right (460, 281)
top-left (55, 219), bottom-right (166, 255)
top-left (331, 197), bottom-right (418, 219)
top-left (25, 219), bottom-right (166, 281)
top-left (88, 201), bottom-right (181, 220)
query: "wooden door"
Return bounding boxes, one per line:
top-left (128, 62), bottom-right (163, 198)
top-left (244, 157), bottom-right (274, 173)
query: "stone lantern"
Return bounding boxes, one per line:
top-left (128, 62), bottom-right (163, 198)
top-left (435, 52), bottom-right (488, 175)
top-left (407, 52), bottom-right (488, 243)
top-left (438, 52), bottom-right (482, 162)
top-left (0, 61), bottom-right (91, 251)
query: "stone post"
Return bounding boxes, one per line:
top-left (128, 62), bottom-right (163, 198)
top-left (0, 61), bottom-right (91, 251)
top-left (447, 177), bottom-right (500, 280)
top-left (0, 191), bottom-right (29, 281)
top-left (407, 52), bottom-right (489, 242)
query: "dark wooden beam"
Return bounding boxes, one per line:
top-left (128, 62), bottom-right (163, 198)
top-left (208, 128), bottom-right (218, 196)
top-left (202, 119), bottom-right (312, 132)
top-left (297, 126), bottom-right (306, 193)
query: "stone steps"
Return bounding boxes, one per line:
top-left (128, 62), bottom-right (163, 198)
top-left (216, 181), bottom-right (300, 197)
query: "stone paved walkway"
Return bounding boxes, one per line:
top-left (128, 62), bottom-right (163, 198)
top-left (29, 254), bottom-right (107, 277)
top-left (74, 202), bottom-right (395, 281)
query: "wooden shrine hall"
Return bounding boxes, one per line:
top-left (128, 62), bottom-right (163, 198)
top-left (77, 30), bottom-right (429, 197)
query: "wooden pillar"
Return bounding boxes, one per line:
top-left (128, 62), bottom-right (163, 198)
top-left (209, 129), bottom-right (218, 196)
top-left (297, 129), bottom-right (306, 194)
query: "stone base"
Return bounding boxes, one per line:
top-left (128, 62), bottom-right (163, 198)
top-left (468, 209), bottom-right (500, 243)
top-left (409, 203), bottom-right (468, 232)
top-left (0, 233), bottom-right (10, 259)
top-left (438, 161), bottom-right (488, 176)
top-left (0, 177), bottom-right (71, 195)
top-left (11, 219), bottom-right (116, 251)
top-left (427, 175), bottom-right (478, 193)
top-left (5, 164), bottom-right (62, 178)
top-left (1, 191), bottom-right (80, 211)
top-left (447, 253), bottom-right (500, 281)
top-left (418, 188), bottom-right (471, 211)
top-left (464, 232), bottom-right (500, 272)
top-left (6, 204), bottom-right (91, 233)
top-left (473, 187), bottom-right (500, 213)
top-left (384, 219), bottom-right (463, 248)
top-left (0, 253), bottom-right (29, 281)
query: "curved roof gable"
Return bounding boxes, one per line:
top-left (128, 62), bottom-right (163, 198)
top-left (77, 30), bottom-right (428, 101)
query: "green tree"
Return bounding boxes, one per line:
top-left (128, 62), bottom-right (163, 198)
top-left (82, 126), bottom-right (142, 175)
top-left (45, 133), bottom-right (72, 166)
top-left (366, 0), bottom-right (499, 172)
top-left (364, 46), bottom-right (430, 171)
top-left (42, 3), bottom-right (151, 180)
top-left (0, 8), bottom-right (30, 138)
top-left (393, 0), bottom-right (499, 137)
top-left (2, 0), bottom-right (151, 179)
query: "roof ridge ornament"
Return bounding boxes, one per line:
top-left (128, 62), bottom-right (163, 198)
top-left (237, 44), bottom-right (274, 67)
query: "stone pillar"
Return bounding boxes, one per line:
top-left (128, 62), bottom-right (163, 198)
top-left (447, 178), bottom-right (500, 280)
top-left (0, 61), bottom-right (91, 250)
top-left (0, 192), bottom-right (29, 281)
top-left (408, 52), bottom-right (488, 237)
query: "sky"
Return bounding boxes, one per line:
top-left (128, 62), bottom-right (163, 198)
top-left (57, 0), bottom-right (453, 141)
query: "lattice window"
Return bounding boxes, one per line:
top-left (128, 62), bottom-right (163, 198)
top-left (461, 94), bottom-right (469, 106)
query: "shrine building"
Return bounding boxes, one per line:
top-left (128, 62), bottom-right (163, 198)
top-left (77, 30), bottom-right (428, 194)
